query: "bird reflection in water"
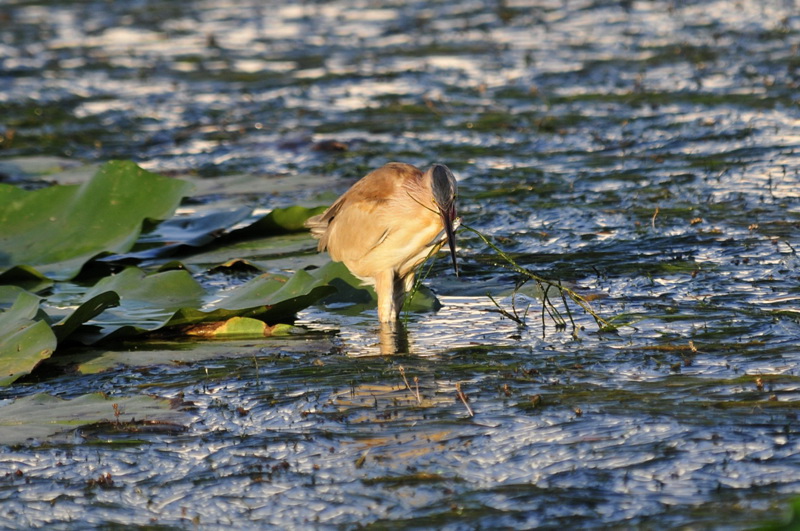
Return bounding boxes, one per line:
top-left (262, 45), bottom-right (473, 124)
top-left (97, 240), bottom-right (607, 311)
top-left (378, 321), bottom-right (410, 356)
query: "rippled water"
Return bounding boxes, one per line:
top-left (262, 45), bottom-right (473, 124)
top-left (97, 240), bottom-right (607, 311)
top-left (2, 0), bottom-right (800, 528)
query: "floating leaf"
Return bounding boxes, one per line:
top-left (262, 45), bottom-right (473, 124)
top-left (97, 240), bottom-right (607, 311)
top-left (70, 266), bottom-right (335, 343)
top-left (105, 205), bottom-right (326, 265)
top-left (208, 258), bottom-right (263, 274)
top-left (307, 260), bottom-right (442, 312)
top-left (225, 205), bottom-right (328, 240)
top-left (162, 269), bottom-right (337, 329)
top-left (0, 292), bottom-right (57, 386)
top-left (307, 261), bottom-right (375, 305)
top-left (0, 392), bottom-right (188, 445)
top-left (182, 171), bottom-right (334, 199)
top-left (50, 334), bottom-right (335, 375)
top-left (73, 267), bottom-right (207, 342)
top-left (105, 205), bottom-right (254, 262)
top-left (181, 231), bottom-right (320, 271)
top-left (183, 317), bottom-right (295, 338)
top-left (0, 285), bottom-right (30, 307)
top-left (169, 206), bottom-right (328, 269)
top-left (0, 160), bottom-right (193, 280)
top-left (139, 206), bottom-right (254, 246)
top-left (82, 267), bottom-right (206, 312)
top-left (0, 156), bottom-right (98, 186)
top-left (0, 265), bottom-right (53, 293)
top-left (51, 291), bottom-right (121, 343)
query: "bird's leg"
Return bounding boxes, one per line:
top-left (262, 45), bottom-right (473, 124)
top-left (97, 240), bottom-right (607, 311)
top-left (402, 272), bottom-right (416, 294)
top-left (392, 273), bottom-right (408, 319)
top-left (393, 272), bottom-right (416, 313)
top-left (374, 270), bottom-right (398, 323)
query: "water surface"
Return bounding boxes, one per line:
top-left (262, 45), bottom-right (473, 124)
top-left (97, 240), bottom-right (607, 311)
top-left (1, 0), bottom-right (800, 528)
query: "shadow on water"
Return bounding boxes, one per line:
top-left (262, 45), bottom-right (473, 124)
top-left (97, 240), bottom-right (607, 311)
top-left (2, 0), bottom-right (800, 528)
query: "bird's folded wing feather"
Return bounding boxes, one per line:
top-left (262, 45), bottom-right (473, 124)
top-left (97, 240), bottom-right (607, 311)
top-left (324, 197), bottom-right (396, 263)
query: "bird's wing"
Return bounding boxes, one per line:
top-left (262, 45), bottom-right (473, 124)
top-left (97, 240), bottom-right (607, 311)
top-left (308, 163), bottom-right (415, 253)
top-left (323, 192), bottom-right (397, 266)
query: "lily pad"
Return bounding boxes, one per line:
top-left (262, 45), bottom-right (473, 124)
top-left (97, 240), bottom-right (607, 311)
top-left (0, 265), bottom-right (53, 294)
top-left (82, 267), bottom-right (206, 313)
top-left (70, 266), bottom-right (335, 343)
top-left (0, 160), bottom-right (192, 280)
top-left (0, 285), bottom-right (37, 307)
top-left (160, 269), bottom-right (337, 330)
top-left (50, 334), bottom-right (337, 375)
top-left (224, 205), bottom-right (328, 240)
top-left (105, 205), bottom-right (254, 262)
top-left (181, 231), bottom-right (322, 271)
top-left (73, 267), bottom-right (208, 342)
top-left (0, 392), bottom-right (188, 445)
top-left (309, 260), bottom-right (442, 312)
top-left (183, 317), bottom-right (295, 338)
top-left (183, 171), bottom-right (335, 199)
top-left (105, 205), bottom-right (327, 265)
top-left (0, 292), bottom-right (57, 386)
top-left (51, 291), bottom-right (121, 343)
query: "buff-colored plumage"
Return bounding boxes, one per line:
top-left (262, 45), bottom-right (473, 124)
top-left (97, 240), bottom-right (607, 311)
top-left (306, 162), bottom-right (458, 323)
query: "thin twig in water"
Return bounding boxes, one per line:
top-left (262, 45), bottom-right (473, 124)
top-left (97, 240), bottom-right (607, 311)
top-left (402, 221), bottom-right (619, 334)
top-left (460, 223), bottom-right (614, 333)
top-left (487, 292), bottom-right (527, 326)
top-left (558, 281), bottom-right (578, 339)
top-left (398, 366), bottom-right (421, 404)
top-left (455, 382), bottom-right (474, 417)
top-left (512, 282), bottom-right (531, 323)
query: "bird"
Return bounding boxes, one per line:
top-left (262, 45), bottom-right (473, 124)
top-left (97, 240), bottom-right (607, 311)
top-left (305, 162), bottom-right (459, 323)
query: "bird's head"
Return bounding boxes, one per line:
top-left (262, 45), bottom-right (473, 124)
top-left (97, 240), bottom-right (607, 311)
top-left (430, 164), bottom-right (459, 276)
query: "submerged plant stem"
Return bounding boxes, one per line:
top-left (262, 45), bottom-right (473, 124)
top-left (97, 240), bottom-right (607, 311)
top-left (398, 366), bottom-right (422, 404)
top-left (460, 223), bottom-right (613, 333)
top-left (455, 382), bottom-right (474, 417)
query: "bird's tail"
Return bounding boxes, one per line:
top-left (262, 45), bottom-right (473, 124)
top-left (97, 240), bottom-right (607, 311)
top-left (304, 214), bottom-right (327, 240)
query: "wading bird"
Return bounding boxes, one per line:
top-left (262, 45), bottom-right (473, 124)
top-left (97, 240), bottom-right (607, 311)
top-left (305, 162), bottom-right (459, 323)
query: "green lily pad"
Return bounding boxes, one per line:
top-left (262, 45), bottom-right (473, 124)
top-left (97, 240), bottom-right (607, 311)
top-left (0, 160), bottom-right (192, 280)
top-left (73, 267), bottom-right (207, 342)
top-left (161, 269), bottom-right (337, 330)
top-left (0, 265), bottom-right (53, 294)
top-left (82, 267), bottom-right (206, 312)
top-left (225, 205), bottom-right (328, 240)
top-left (107, 205), bottom-right (327, 265)
top-left (70, 266), bottom-right (335, 343)
top-left (0, 392), bottom-right (188, 445)
top-left (50, 334), bottom-right (336, 375)
top-left (307, 261), bottom-right (375, 304)
top-left (309, 260), bottom-right (442, 312)
top-left (51, 291), bottom-right (121, 343)
top-left (207, 268), bottom-right (328, 310)
top-left (0, 285), bottom-right (31, 307)
top-left (0, 292), bottom-right (57, 386)
top-left (183, 171), bottom-right (335, 199)
top-left (109, 205), bottom-right (254, 262)
top-left (181, 232), bottom-right (321, 271)
top-left (183, 317), bottom-right (295, 338)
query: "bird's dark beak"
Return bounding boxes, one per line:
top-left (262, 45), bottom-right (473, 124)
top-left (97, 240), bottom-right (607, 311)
top-left (440, 204), bottom-right (459, 276)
